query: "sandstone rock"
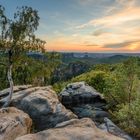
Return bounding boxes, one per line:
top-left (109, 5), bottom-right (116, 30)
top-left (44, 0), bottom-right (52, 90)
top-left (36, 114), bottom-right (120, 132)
top-left (11, 86), bottom-right (77, 131)
top-left (58, 82), bottom-right (132, 139)
top-left (59, 82), bottom-right (108, 124)
top-left (16, 118), bottom-right (124, 140)
top-left (0, 85), bottom-right (32, 106)
top-left (0, 107), bottom-right (32, 140)
top-left (59, 82), bottom-right (106, 107)
top-left (99, 118), bottom-right (133, 140)
top-left (0, 85), bottom-right (32, 98)
top-left (72, 104), bottom-right (109, 123)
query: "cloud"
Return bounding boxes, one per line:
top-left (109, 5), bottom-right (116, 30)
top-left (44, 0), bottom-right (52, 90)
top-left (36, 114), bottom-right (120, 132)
top-left (95, 8), bottom-right (140, 27)
top-left (77, 0), bottom-right (94, 5)
top-left (116, 0), bottom-right (130, 5)
top-left (43, 0), bottom-right (140, 53)
top-left (104, 40), bottom-right (138, 48)
top-left (77, 6), bottom-right (140, 29)
top-left (76, 0), bottom-right (140, 30)
top-left (46, 34), bottom-right (140, 52)
top-left (104, 42), bottom-right (131, 48)
top-left (92, 29), bottom-right (108, 36)
top-left (126, 41), bottom-right (140, 51)
top-left (116, 0), bottom-right (136, 7)
top-left (73, 0), bottom-right (140, 53)
top-left (102, 40), bottom-right (140, 52)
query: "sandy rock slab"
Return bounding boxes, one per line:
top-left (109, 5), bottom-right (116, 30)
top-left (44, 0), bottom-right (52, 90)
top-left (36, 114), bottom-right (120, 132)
top-left (0, 107), bottom-right (32, 140)
top-left (16, 118), bottom-right (124, 140)
top-left (11, 86), bottom-right (77, 131)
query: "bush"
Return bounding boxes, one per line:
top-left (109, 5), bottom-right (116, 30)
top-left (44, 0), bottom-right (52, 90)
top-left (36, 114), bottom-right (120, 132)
top-left (114, 98), bottom-right (140, 137)
top-left (72, 70), bottom-right (110, 93)
top-left (53, 82), bottom-right (68, 94)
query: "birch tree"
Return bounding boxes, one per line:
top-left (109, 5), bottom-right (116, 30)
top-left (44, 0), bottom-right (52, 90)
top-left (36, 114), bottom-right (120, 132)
top-left (0, 5), bottom-right (46, 107)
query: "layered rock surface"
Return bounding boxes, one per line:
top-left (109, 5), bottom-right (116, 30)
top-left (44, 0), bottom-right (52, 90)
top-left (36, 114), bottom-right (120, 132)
top-left (59, 82), bottom-right (108, 122)
top-left (0, 107), bottom-right (32, 140)
top-left (11, 86), bottom-right (77, 131)
top-left (59, 81), bottom-right (106, 107)
top-left (0, 83), bottom-right (134, 140)
top-left (59, 82), bottom-right (133, 140)
top-left (16, 118), bottom-right (124, 140)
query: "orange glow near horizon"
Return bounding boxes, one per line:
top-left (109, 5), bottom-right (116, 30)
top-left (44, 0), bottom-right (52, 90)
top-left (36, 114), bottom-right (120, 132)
top-left (46, 35), bottom-right (140, 53)
top-left (46, 39), bottom-right (140, 53)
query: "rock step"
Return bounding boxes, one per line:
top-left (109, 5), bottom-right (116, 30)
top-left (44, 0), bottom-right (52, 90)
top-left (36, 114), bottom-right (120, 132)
top-left (0, 107), bottom-right (32, 140)
top-left (59, 81), bottom-right (106, 107)
top-left (16, 118), bottom-right (124, 140)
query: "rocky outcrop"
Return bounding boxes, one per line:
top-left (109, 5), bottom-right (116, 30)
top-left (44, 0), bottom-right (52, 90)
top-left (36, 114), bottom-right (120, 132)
top-left (0, 85), bottom-right (32, 98)
top-left (59, 82), bottom-right (108, 123)
top-left (59, 82), bottom-right (133, 140)
top-left (59, 81), bottom-right (106, 107)
top-left (0, 84), bottom-right (133, 140)
top-left (16, 118), bottom-right (124, 140)
top-left (0, 107), bottom-right (32, 140)
top-left (0, 85), bottom-right (32, 106)
top-left (11, 86), bottom-right (77, 131)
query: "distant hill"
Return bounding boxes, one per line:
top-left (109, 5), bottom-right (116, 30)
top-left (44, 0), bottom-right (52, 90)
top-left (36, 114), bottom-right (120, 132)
top-left (98, 55), bottom-right (129, 64)
top-left (26, 52), bottom-right (134, 65)
top-left (61, 53), bottom-right (130, 65)
top-left (74, 53), bottom-right (140, 58)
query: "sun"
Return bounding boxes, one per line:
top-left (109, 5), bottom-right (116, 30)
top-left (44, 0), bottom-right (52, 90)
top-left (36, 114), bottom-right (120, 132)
top-left (128, 42), bottom-right (139, 51)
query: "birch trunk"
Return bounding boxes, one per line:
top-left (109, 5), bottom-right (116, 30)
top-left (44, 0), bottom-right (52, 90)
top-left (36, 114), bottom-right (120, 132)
top-left (2, 49), bottom-right (14, 107)
top-left (3, 64), bottom-right (14, 107)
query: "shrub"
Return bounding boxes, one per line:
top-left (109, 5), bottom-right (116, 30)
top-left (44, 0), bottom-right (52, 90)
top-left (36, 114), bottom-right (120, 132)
top-left (114, 98), bottom-right (140, 138)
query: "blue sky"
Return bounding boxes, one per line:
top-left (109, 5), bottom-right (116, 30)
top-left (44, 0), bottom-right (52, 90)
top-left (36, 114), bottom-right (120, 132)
top-left (1, 0), bottom-right (140, 52)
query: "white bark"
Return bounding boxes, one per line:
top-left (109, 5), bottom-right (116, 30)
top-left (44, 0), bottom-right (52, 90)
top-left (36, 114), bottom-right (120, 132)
top-left (2, 64), bottom-right (14, 107)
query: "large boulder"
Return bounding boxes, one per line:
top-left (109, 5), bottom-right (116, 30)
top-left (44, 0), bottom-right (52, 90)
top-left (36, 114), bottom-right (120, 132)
top-left (58, 82), bottom-right (133, 139)
top-left (0, 85), bottom-right (32, 98)
top-left (16, 118), bottom-right (124, 140)
top-left (59, 82), bottom-right (108, 123)
top-left (11, 86), bottom-right (77, 131)
top-left (0, 107), bottom-right (32, 140)
top-left (59, 82), bottom-right (106, 108)
top-left (0, 85), bottom-right (32, 106)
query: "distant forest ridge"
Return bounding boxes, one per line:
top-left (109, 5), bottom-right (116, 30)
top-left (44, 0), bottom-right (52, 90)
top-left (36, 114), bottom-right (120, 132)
top-left (27, 52), bottom-right (140, 58)
top-left (60, 52), bottom-right (140, 58)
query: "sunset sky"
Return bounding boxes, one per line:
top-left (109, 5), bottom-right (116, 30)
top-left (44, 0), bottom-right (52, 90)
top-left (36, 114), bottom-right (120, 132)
top-left (1, 0), bottom-right (140, 53)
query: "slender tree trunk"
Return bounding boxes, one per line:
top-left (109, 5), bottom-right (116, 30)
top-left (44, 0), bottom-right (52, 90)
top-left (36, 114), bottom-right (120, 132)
top-left (127, 76), bottom-right (134, 127)
top-left (3, 50), bottom-right (14, 107)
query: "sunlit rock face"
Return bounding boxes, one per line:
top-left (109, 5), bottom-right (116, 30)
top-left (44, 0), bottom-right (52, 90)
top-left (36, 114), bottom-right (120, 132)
top-left (0, 107), bottom-right (32, 140)
top-left (16, 118), bottom-right (124, 140)
top-left (11, 86), bottom-right (77, 131)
